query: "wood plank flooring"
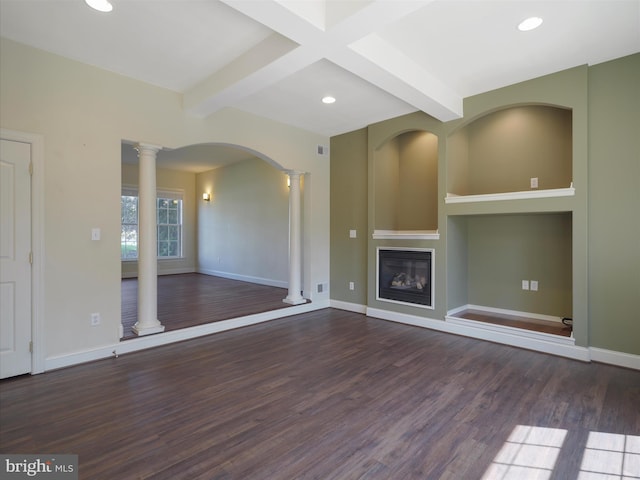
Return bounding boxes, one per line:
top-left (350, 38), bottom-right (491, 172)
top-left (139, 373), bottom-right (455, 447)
top-left (2, 309), bottom-right (638, 479)
top-left (121, 273), bottom-right (294, 339)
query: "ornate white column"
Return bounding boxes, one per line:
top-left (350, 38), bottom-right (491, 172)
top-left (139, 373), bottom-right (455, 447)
top-left (133, 143), bottom-right (165, 336)
top-left (284, 171), bottom-right (306, 305)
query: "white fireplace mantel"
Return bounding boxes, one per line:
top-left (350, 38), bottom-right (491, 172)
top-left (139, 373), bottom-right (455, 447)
top-left (372, 230), bottom-right (440, 240)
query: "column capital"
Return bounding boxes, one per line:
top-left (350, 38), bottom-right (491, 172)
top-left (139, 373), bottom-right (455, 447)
top-left (135, 142), bottom-right (163, 156)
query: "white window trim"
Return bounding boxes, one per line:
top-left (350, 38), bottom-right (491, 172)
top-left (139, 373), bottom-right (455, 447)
top-left (121, 185), bottom-right (185, 260)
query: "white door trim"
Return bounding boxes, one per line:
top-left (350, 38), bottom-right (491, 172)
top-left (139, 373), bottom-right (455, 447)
top-left (1, 128), bottom-right (45, 374)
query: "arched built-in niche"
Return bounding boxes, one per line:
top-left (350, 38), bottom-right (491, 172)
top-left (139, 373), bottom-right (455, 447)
top-left (373, 130), bottom-right (438, 235)
top-left (447, 104), bottom-right (573, 200)
top-left (444, 104), bottom-right (576, 346)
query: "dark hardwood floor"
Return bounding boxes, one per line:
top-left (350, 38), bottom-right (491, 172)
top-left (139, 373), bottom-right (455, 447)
top-left (2, 309), bottom-right (638, 479)
top-left (121, 273), bottom-right (295, 339)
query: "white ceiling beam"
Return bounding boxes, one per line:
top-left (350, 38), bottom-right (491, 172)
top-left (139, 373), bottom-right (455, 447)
top-left (344, 34), bottom-right (462, 120)
top-left (326, 0), bottom-right (435, 44)
top-left (184, 33), bottom-right (309, 117)
top-left (188, 0), bottom-right (462, 122)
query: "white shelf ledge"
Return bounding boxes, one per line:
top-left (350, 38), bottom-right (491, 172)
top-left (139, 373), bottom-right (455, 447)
top-left (445, 184), bottom-right (575, 204)
top-left (372, 230), bottom-right (440, 240)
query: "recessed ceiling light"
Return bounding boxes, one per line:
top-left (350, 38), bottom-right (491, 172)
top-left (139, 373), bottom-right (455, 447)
top-left (518, 16), bottom-right (543, 31)
top-left (85, 0), bottom-right (113, 13)
top-left (322, 96), bottom-right (336, 104)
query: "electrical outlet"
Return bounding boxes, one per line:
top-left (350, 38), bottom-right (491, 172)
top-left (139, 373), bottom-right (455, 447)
top-left (91, 313), bottom-right (101, 326)
top-left (530, 177), bottom-right (539, 189)
top-left (349, 281), bottom-right (355, 291)
top-left (530, 280), bottom-right (539, 291)
top-left (522, 280), bottom-right (530, 291)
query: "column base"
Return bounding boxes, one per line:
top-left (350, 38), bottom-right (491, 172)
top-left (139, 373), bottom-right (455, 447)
top-left (283, 296), bottom-right (306, 306)
top-left (132, 322), bottom-right (165, 336)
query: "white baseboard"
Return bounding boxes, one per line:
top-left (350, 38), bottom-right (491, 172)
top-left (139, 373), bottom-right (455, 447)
top-left (121, 267), bottom-right (196, 279)
top-left (43, 304), bottom-right (639, 372)
top-left (367, 307), bottom-right (446, 331)
top-left (45, 301), bottom-right (324, 372)
top-left (366, 307), bottom-right (590, 362)
top-left (590, 347), bottom-right (640, 370)
top-left (330, 300), bottom-right (367, 314)
top-left (198, 268), bottom-right (288, 289)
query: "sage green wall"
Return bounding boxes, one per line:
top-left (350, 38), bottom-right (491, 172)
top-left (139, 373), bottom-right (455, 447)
top-left (367, 112), bottom-right (447, 319)
top-left (445, 65), bottom-right (589, 347)
top-left (447, 129), bottom-right (469, 196)
top-left (330, 58), bottom-right (640, 356)
top-left (462, 106), bottom-right (572, 195)
top-left (466, 213), bottom-right (572, 318)
top-left (196, 157), bottom-right (290, 287)
top-left (331, 65), bottom-right (624, 351)
top-left (587, 53), bottom-right (640, 355)
top-left (373, 136), bottom-right (400, 231)
top-left (446, 216), bottom-right (468, 311)
top-left (397, 132), bottom-right (438, 230)
top-left (120, 163), bottom-right (197, 278)
top-left (330, 128), bottom-right (368, 304)
top-left (373, 131), bottom-right (438, 231)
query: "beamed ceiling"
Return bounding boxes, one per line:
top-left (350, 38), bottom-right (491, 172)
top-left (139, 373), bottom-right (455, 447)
top-left (1, 0), bottom-right (638, 170)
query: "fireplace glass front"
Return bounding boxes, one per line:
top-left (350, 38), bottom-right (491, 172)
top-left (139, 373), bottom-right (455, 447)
top-left (377, 248), bottom-right (433, 308)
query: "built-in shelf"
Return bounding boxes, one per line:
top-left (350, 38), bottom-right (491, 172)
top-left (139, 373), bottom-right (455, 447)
top-left (445, 184), bottom-right (575, 204)
top-left (446, 306), bottom-right (574, 345)
top-left (372, 230), bottom-right (440, 240)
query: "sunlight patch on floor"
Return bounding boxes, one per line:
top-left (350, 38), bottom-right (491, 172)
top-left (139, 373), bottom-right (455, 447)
top-left (482, 425), bottom-right (567, 479)
top-left (483, 426), bottom-right (640, 480)
top-left (578, 432), bottom-right (640, 479)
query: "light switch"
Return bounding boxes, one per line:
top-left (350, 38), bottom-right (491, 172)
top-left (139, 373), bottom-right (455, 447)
top-left (530, 280), bottom-right (539, 291)
top-left (349, 229), bottom-right (357, 238)
top-left (522, 280), bottom-right (530, 290)
top-left (91, 228), bottom-right (101, 241)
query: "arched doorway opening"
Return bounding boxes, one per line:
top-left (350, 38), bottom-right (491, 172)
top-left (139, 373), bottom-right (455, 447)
top-left (120, 141), bottom-right (306, 338)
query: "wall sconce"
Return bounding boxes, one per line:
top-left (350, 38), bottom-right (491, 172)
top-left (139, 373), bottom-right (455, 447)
top-left (287, 177), bottom-right (290, 188)
top-left (202, 192), bottom-right (210, 202)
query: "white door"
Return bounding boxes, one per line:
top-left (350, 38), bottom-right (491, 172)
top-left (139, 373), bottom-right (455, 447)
top-left (0, 139), bottom-right (32, 378)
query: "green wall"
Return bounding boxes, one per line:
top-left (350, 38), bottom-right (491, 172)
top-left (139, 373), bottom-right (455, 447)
top-left (448, 106), bottom-right (572, 195)
top-left (330, 54), bottom-right (640, 356)
top-left (587, 53), bottom-right (640, 354)
top-left (372, 131), bottom-right (438, 231)
top-left (466, 213), bottom-right (572, 318)
top-left (330, 128), bottom-right (368, 305)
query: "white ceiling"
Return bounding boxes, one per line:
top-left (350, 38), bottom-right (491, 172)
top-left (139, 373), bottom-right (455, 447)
top-left (2, 0), bottom-right (639, 171)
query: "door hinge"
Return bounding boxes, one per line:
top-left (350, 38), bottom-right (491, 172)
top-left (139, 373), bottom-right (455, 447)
top-left (29, 162), bottom-right (33, 176)
top-left (29, 252), bottom-right (33, 264)
top-left (29, 341), bottom-right (33, 353)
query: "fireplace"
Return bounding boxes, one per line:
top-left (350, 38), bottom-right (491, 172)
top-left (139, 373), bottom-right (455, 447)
top-left (377, 247), bottom-right (434, 308)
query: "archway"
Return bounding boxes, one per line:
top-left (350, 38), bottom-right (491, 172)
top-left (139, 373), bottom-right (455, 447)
top-left (120, 141), bottom-right (306, 338)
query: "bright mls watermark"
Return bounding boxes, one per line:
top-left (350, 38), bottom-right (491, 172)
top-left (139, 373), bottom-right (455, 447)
top-left (1, 455), bottom-right (78, 479)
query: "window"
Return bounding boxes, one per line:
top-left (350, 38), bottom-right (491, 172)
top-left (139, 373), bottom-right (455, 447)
top-left (156, 198), bottom-right (181, 257)
top-left (121, 194), bottom-right (139, 259)
top-left (121, 187), bottom-right (183, 260)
